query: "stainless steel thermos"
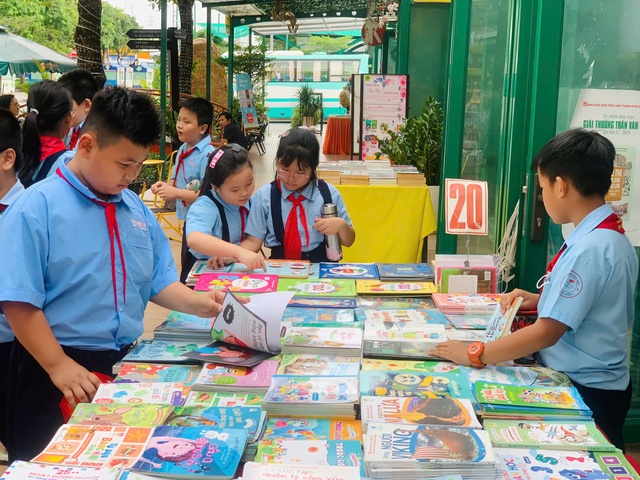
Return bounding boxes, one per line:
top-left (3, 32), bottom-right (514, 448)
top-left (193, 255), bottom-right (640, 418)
top-left (321, 203), bottom-right (343, 261)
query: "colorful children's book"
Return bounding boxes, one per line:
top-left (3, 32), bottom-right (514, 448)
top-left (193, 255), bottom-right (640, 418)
top-left (482, 297), bottom-right (524, 343)
top-left (228, 260), bottom-right (311, 278)
top-left (356, 296), bottom-right (435, 310)
top-left (241, 463), bottom-right (361, 480)
top-left (282, 307), bottom-right (355, 324)
top-left (319, 263), bottom-right (379, 279)
top-left (359, 371), bottom-right (474, 400)
top-left (287, 297), bottom-right (358, 309)
top-left (192, 360), bottom-right (278, 392)
top-left (92, 382), bottom-right (185, 406)
top-left (593, 451), bottom-right (640, 480)
top-left (130, 426), bottom-right (247, 479)
top-left (356, 280), bottom-right (437, 296)
top-left (194, 272), bottom-right (279, 293)
top-left (485, 420), bottom-right (615, 451)
top-left (361, 359), bottom-right (460, 373)
top-left (32, 425), bottom-right (153, 468)
top-left (445, 330), bottom-right (484, 342)
top-left (363, 338), bottom-right (447, 360)
top-left (114, 363), bottom-right (200, 386)
top-left (153, 311), bottom-right (213, 341)
top-left (182, 391), bottom-right (263, 408)
top-left (263, 418), bottom-right (363, 442)
top-left (431, 293), bottom-right (501, 315)
top-left (376, 263), bottom-right (435, 281)
top-left (434, 254), bottom-right (497, 294)
top-left (1, 461), bottom-right (123, 480)
top-left (186, 260), bottom-right (231, 286)
top-left (181, 341), bottom-right (274, 368)
top-left (264, 376), bottom-right (360, 405)
top-left (281, 326), bottom-right (363, 356)
top-left (357, 308), bottom-right (450, 326)
top-left (363, 320), bottom-right (447, 361)
top-left (68, 403), bottom-right (172, 427)
top-left (276, 354), bottom-right (360, 376)
top-left (277, 278), bottom-right (357, 298)
top-left (121, 340), bottom-right (207, 365)
top-left (459, 366), bottom-right (572, 387)
top-left (164, 406), bottom-right (264, 440)
top-left (443, 314), bottom-right (492, 330)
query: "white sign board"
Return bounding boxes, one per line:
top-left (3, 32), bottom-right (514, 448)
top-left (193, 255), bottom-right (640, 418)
top-left (445, 178), bottom-right (489, 235)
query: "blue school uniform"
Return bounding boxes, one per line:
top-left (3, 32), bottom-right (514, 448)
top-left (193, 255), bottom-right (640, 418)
top-left (172, 135), bottom-right (213, 221)
top-left (185, 191), bottom-right (250, 260)
top-left (537, 204), bottom-right (638, 390)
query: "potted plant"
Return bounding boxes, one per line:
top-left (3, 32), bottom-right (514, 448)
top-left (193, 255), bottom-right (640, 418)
top-left (296, 83), bottom-right (321, 127)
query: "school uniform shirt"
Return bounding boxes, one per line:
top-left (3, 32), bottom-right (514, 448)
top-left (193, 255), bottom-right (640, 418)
top-left (537, 203), bottom-right (638, 390)
top-left (245, 180), bottom-right (352, 252)
top-left (172, 135), bottom-right (214, 221)
top-left (185, 191), bottom-right (249, 260)
top-left (0, 159), bottom-right (178, 351)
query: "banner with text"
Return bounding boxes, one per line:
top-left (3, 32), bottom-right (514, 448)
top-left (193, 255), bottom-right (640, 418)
top-left (236, 73), bottom-right (259, 129)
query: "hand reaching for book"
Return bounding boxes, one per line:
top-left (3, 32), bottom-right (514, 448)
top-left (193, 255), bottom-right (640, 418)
top-left (428, 340), bottom-right (472, 367)
top-left (500, 288), bottom-right (539, 314)
top-left (49, 355), bottom-right (102, 408)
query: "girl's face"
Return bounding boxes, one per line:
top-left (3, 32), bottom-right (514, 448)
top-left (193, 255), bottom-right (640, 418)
top-left (277, 159), bottom-right (312, 192)
top-left (215, 163), bottom-right (254, 206)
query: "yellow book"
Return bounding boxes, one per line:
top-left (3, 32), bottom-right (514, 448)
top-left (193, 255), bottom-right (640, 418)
top-left (356, 280), bottom-right (437, 296)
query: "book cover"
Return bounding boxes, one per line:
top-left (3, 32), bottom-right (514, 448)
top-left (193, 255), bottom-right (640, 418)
top-left (482, 297), bottom-right (524, 343)
top-left (264, 376), bottom-right (359, 404)
top-left (356, 296), bottom-right (435, 310)
top-left (164, 406), bottom-right (263, 438)
top-left (282, 327), bottom-right (363, 351)
top-left (276, 354), bottom-right (360, 377)
top-left (443, 314), bottom-right (492, 330)
top-left (361, 396), bottom-right (481, 429)
top-left (180, 342), bottom-right (274, 368)
top-left (593, 451), bottom-right (640, 479)
top-left (485, 420), bottom-right (614, 451)
top-left (361, 359), bottom-right (461, 373)
top-left (193, 360), bottom-right (278, 389)
top-left (319, 263), bottom-right (379, 279)
top-left (1, 461), bottom-right (122, 480)
top-left (363, 318), bottom-right (448, 343)
top-left (31, 425), bottom-right (153, 468)
top-left (229, 260), bottom-right (312, 278)
top-left (376, 263), bottom-right (435, 281)
top-left (445, 330), bottom-right (484, 342)
top-left (130, 426), bottom-right (246, 478)
top-left (68, 403), bottom-right (172, 427)
top-left (473, 382), bottom-right (591, 412)
top-left (431, 294), bottom-right (501, 315)
top-left (122, 340), bottom-right (207, 365)
top-left (282, 307), bottom-right (355, 324)
top-left (277, 278), bottom-right (357, 298)
top-left (459, 366), bottom-right (572, 387)
top-left (115, 364), bottom-right (200, 387)
top-left (356, 280), bottom-right (437, 296)
top-left (194, 272), bottom-right (278, 293)
top-left (359, 371), bottom-right (473, 400)
top-left (263, 418), bottom-right (363, 442)
top-left (191, 260), bottom-right (231, 276)
top-left (92, 382), bottom-right (185, 407)
top-left (363, 338), bottom-right (447, 360)
top-left (287, 297), bottom-right (358, 309)
top-left (182, 391), bottom-right (263, 408)
top-left (155, 311), bottom-right (214, 333)
top-left (357, 308), bottom-right (450, 326)
top-left (241, 463), bottom-right (361, 480)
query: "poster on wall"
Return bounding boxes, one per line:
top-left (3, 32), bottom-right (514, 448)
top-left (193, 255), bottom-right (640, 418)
top-left (568, 89), bottom-right (640, 246)
top-left (359, 74), bottom-right (408, 160)
top-left (235, 73), bottom-right (259, 129)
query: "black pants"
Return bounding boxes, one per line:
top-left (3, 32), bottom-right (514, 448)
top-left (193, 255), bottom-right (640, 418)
top-left (6, 341), bottom-right (130, 461)
top-left (180, 223), bottom-right (197, 284)
top-left (573, 379), bottom-right (632, 451)
top-left (0, 341), bottom-right (13, 448)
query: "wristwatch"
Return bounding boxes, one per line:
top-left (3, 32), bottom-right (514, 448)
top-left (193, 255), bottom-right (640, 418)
top-left (467, 341), bottom-right (486, 368)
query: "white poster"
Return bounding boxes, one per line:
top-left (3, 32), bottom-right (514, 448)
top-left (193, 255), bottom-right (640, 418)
top-left (568, 89), bottom-right (640, 246)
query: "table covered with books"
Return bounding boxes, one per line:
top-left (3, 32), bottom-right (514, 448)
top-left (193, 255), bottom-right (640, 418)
top-left (323, 115), bottom-right (352, 155)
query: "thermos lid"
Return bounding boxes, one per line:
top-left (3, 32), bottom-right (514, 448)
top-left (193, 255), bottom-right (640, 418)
top-left (322, 203), bottom-right (338, 215)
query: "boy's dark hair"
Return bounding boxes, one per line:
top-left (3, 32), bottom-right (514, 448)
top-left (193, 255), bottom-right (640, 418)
top-left (531, 128), bottom-right (614, 197)
top-left (218, 111), bottom-right (233, 122)
top-left (19, 80), bottom-right (73, 183)
top-left (199, 144), bottom-right (251, 196)
top-left (83, 86), bottom-right (162, 149)
top-left (0, 108), bottom-right (23, 173)
top-left (275, 127), bottom-right (320, 183)
top-left (57, 69), bottom-right (100, 105)
top-left (179, 97), bottom-right (214, 132)
top-left (0, 94), bottom-right (14, 110)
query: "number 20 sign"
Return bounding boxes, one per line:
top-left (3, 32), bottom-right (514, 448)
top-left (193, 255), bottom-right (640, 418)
top-left (445, 179), bottom-right (488, 235)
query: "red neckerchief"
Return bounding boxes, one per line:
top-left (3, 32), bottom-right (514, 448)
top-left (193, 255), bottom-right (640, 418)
top-left (278, 179), bottom-right (310, 260)
top-left (56, 168), bottom-right (126, 309)
top-left (69, 127), bottom-right (80, 150)
top-left (240, 206), bottom-right (249, 241)
top-left (0, 204), bottom-right (7, 213)
top-left (40, 135), bottom-right (66, 162)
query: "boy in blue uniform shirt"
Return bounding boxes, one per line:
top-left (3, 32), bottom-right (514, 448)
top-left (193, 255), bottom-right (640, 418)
top-left (0, 87), bottom-right (226, 461)
top-left (431, 129), bottom-right (639, 451)
top-left (58, 69), bottom-right (100, 151)
top-left (151, 98), bottom-right (215, 283)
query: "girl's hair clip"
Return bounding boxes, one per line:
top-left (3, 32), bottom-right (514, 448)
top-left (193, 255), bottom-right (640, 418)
top-left (29, 108), bottom-right (39, 116)
top-left (280, 129), bottom-right (291, 138)
top-left (209, 149), bottom-right (225, 169)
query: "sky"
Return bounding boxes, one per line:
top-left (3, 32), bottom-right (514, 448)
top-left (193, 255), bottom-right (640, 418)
top-left (103, 0), bottom-right (226, 30)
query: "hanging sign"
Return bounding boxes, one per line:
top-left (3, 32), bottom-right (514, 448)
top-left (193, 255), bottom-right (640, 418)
top-left (235, 73), bottom-right (259, 129)
top-left (361, 18), bottom-right (386, 46)
top-left (445, 178), bottom-right (488, 235)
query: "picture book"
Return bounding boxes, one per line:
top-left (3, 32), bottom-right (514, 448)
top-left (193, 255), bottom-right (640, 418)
top-left (276, 354), bottom-right (360, 377)
top-left (67, 403), bottom-right (172, 427)
top-left (431, 293), bottom-right (502, 315)
top-left (32, 425), bottom-right (153, 468)
top-left (180, 342), bottom-right (274, 368)
top-left (459, 366), bottom-right (572, 387)
top-left (473, 382), bottom-right (591, 413)
top-left (121, 340), bottom-right (208, 365)
top-left (359, 371), bottom-right (474, 400)
top-left (434, 254), bottom-right (497, 294)
top-left (363, 338), bottom-right (447, 360)
top-left (287, 297), bottom-right (358, 309)
top-left (264, 376), bottom-right (359, 404)
top-left (356, 280), bottom-right (437, 296)
top-left (193, 360), bottom-right (278, 391)
top-left (194, 272), bottom-right (278, 293)
top-left (376, 263), bottom-right (435, 281)
top-left (282, 307), bottom-right (355, 324)
top-left (190, 259), bottom-right (231, 276)
top-left (153, 312), bottom-right (213, 340)
top-left (114, 364), bottom-right (200, 387)
top-left (443, 314), bottom-right (492, 330)
top-left (1, 461), bottom-right (122, 480)
top-left (92, 382), bottom-right (185, 407)
top-left (361, 359), bottom-right (461, 374)
top-left (363, 318), bottom-right (448, 343)
top-left (263, 418), bottom-right (363, 442)
top-left (182, 391), bottom-right (263, 408)
top-left (482, 297), bottom-right (524, 343)
top-left (241, 463), bottom-right (361, 480)
top-left (445, 330), bottom-right (484, 342)
top-left (593, 451), bottom-right (640, 480)
top-left (356, 296), bottom-right (434, 310)
top-left (164, 406), bottom-right (264, 438)
top-left (485, 420), bottom-right (614, 451)
top-left (229, 260), bottom-right (312, 278)
top-left (319, 263), bottom-right (379, 279)
top-left (282, 326), bottom-right (363, 353)
top-left (130, 426), bottom-right (247, 478)
top-left (277, 278), bottom-right (357, 298)
top-left (361, 396), bottom-right (481, 430)
top-left (357, 308), bottom-right (450, 326)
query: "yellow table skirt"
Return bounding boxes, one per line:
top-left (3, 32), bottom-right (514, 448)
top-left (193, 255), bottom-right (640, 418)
top-left (335, 185), bottom-right (437, 263)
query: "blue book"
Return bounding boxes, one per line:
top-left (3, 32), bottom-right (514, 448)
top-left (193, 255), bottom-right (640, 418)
top-left (122, 340), bottom-right (208, 365)
top-left (376, 262), bottom-right (435, 281)
top-left (355, 308), bottom-right (450, 325)
top-left (282, 307), bottom-right (355, 324)
top-left (131, 425), bottom-right (247, 478)
top-left (359, 371), bottom-right (475, 400)
top-left (319, 262), bottom-right (379, 279)
top-left (164, 406), bottom-right (264, 440)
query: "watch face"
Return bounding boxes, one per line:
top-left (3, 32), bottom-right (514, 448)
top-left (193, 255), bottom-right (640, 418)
top-left (468, 343), bottom-right (482, 355)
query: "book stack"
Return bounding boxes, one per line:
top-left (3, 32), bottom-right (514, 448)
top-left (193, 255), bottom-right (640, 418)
top-left (356, 296), bottom-right (435, 310)
top-left (431, 293), bottom-right (502, 315)
top-left (319, 262), bottom-right (379, 279)
top-left (359, 371), bottom-right (474, 400)
top-left (242, 462), bottom-right (362, 480)
top-left (367, 169), bottom-right (397, 186)
top-left (282, 307), bottom-right (356, 325)
top-left (376, 263), bottom-right (435, 282)
top-left (277, 278), bottom-right (358, 300)
top-left (340, 169), bottom-right (370, 186)
top-left (185, 259), bottom-right (230, 287)
top-left (153, 311), bottom-right (214, 342)
top-left (114, 363), bottom-right (201, 386)
top-left (115, 339), bottom-right (209, 373)
top-left (191, 360), bottom-right (279, 394)
top-left (395, 171), bottom-right (426, 186)
top-left (194, 272), bottom-right (279, 294)
top-left (317, 162), bottom-right (342, 184)
top-left (434, 254), bottom-right (498, 294)
top-left (281, 326), bottom-right (363, 357)
top-left (356, 280), bottom-right (437, 296)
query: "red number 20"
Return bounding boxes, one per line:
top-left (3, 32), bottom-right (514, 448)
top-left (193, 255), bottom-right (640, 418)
top-left (450, 183), bottom-right (484, 230)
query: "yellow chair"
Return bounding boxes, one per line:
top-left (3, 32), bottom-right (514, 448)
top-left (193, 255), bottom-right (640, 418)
top-left (147, 150), bottom-right (184, 242)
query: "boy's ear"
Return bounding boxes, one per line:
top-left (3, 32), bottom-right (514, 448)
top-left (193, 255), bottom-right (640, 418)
top-left (0, 148), bottom-right (16, 171)
top-left (199, 123), bottom-right (209, 135)
top-left (81, 98), bottom-right (92, 112)
top-left (76, 131), bottom-right (98, 157)
top-left (555, 176), bottom-right (570, 198)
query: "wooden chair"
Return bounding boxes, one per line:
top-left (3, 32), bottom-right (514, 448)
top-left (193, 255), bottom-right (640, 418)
top-left (147, 150), bottom-right (183, 242)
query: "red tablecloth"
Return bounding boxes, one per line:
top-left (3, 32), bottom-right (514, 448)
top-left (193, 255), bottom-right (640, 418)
top-left (323, 116), bottom-right (352, 155)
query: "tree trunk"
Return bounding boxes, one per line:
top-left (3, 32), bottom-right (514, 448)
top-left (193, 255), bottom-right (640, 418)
top-left (75, 0), bottom-right (107, 88)
top-left (177, 0), bottom-right (194, 95)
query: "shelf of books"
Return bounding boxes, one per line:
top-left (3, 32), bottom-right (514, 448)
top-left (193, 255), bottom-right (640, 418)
top-left (4, 260), bottom-right (640, 480)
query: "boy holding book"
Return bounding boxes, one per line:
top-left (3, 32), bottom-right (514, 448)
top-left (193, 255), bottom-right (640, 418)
top-left (430, 129), bottom-right (638, 451)
top-left (0, 87), bottom-right (226, 461)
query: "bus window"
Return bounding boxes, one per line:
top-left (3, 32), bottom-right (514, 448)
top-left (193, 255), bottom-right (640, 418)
top-left (298, 60), bottom-right (315, 81)
top-left (269, 60), bottom-right (296, 82)
top-left (330, 60), bottom-right (360, 82)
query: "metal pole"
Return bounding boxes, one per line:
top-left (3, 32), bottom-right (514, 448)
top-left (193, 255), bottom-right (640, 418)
top-left (227, 18), bottom-right (235, 110)
top-left (206, 7), bottom-right (212, 101)
top-left (160, 0), bottom-right (168, 159)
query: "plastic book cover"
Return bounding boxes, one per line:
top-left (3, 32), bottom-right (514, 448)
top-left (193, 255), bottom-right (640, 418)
top-left (193, 360), bottom-right (278, 389)
top-left (287, 297), bottom-right (357, 309)
top-left (361, 396), bottom-right (481, 429)
top-left (357, 308), bottom-right (450, 326)
top-left (364, 423), bottom-right (494, 464)
top-left (319, 263), bottom-right (379, 279)
top-left (264, 376), bottom-right (359, 404)
top-left (282, 307), bottom-right (355, 324)
top-left (155, 311), bottom-right (214, 333)
top-left (130, 426), bottom-right (246, 477)
top-left (485, 420), bottom-right (614, 451)
top-left (593, 451), bottom-right (640, 480)
top-left (191, 260), bottom-right (231, 276)
top-left (363, 318), bottom-right (447, 343)
top-left (92, 382), bottom-right (185, 407)
top-left (194, 272), bottom-right (278, 293)
top-left (356, 280), bottom-right (437, 296)
top-left (181, 342), bottom-right (274, 368)
top-left (115, 364), bottom-right (200, 386)
top-left (277, 278), bottom-right (357, 298)
top-left (2, 461), bottom-right (123, 480)
top-left (241, 463), bottom-right (361, 480)
top-left (356, 296), bottom-right (435, 310)
top-left (363, 338), bottom-right (447, 360)
top-left (359, 371), bottom-right (473, 400)
top-left (31, 425), bottom-right (153, 468)
top-left (229, 260), bottom-right (311, 278)
top-left (282, 326), bottom-right (363, 350)
top-left (263, 418), bottom-right (362, 442)
top-left (431, 294), bottom-right (501, 314)
top-left (361, 359), bottom-right (461, 373)
top-left (376, 263), bottom-right (435, 280)
top-left (473, 382), bottom-right (591, 412)
top-left (444, 314), bottom-right (492, 330)
top-left (122, 340), bottom-right (208, 365)
top-left (482, 297), bottom-right (524, 343)
top-left (445, 330), bottom-right (484, 342)
top-left (68, 403), bottom-right (172, 427)
top-left (183, 391), bottom-right (263, 408)
top-left (164, 406), bottom-right (263, 437)
top-left (460, 366), bottom-right (572, 387)
top-left (276, 354), bottom-right (360, 376)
